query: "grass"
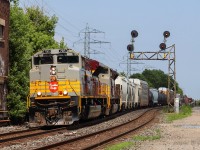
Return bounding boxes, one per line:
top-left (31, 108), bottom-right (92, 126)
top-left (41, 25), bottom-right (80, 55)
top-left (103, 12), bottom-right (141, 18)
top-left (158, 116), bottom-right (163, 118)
top-left (166, 105), bottom-right (192, 122)
top-left (105, 105), bottom-right (192, 150)
top-left (132, 129), bottom-right (161, 141)
top-left (106, 129), bottom-right (161, 150)
top-left (105, 141), bottom-right (134, 150)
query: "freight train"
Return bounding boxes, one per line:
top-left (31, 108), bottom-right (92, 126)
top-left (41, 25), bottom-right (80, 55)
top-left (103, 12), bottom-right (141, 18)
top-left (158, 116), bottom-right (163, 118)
top-left (27, 48), bottom-right (173, 127)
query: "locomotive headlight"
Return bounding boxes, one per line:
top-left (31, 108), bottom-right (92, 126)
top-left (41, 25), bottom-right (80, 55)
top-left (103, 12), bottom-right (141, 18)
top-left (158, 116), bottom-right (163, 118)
top-left (50, 66), bottom-right (56, 75)
top-left (51, 70), bottom-right (56, 75)
top-left (37, 91), bottom-right (42, 96)
top-left (63, 90), bottom-right (68, 96)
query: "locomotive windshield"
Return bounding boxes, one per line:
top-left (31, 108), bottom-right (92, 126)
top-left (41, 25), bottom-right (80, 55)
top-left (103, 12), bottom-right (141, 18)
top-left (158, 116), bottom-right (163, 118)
top-left (34, 55), bottom-right (53, 65)
top-left (57, 56), bottom-right (79, 63)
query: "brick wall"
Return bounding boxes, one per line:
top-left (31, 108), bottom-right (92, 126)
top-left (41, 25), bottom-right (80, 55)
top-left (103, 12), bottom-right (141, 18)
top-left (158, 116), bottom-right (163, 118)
top-left (0, 0), bottom-right (9, 116)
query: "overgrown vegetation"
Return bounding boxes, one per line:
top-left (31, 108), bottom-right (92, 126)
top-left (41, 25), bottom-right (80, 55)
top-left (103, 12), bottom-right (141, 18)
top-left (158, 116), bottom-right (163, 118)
top-left (166, 105), bottom-right (192, 122)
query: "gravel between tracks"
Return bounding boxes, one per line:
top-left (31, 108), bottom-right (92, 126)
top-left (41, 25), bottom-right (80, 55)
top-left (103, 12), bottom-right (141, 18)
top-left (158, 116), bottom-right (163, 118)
top-left (2, 107), bottom-right (199, 150)
top-left (128, 107), bottom-right (200, 150)
top-left (0, 109), bottom-right (148, 150)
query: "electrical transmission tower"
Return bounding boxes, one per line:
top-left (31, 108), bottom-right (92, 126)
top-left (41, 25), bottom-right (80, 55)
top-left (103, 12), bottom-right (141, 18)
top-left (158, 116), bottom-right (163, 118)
top-left (76, 24), bottom-right (110, 58)
top-left (119, 55), bottom-right (144, 78)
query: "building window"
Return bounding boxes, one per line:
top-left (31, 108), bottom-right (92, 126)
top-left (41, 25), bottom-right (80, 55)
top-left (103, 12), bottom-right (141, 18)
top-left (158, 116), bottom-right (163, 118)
top-left (0, 25), bottom-right (3, 39)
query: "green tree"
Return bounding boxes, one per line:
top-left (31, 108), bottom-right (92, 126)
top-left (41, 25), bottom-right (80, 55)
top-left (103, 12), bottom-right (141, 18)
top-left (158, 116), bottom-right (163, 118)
top-left (59, 37), bottom-right (68, 49)
top-left (142, 69), bottom-right (168, 88)
top-left (130, 73), bottom-right (147, 83)
top-left (8, 3), bottom-right (61, 124)
top-left (130, 69), bottom-right (183, 94)
top-left (8, 4), bottom-right (33, 124)
top-left (26, 6), bottom-right (59, 53)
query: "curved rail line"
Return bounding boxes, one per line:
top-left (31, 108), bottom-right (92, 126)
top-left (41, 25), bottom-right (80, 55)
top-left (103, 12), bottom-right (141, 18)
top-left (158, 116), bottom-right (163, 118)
top-left (0, 109), bottom-right (129, 148)
top-left (0, 127), bottom-right (39, 138)
top-left (0, 127), bottom-right (67, 145)
top-left (35, 108), bottom-right (160, 150)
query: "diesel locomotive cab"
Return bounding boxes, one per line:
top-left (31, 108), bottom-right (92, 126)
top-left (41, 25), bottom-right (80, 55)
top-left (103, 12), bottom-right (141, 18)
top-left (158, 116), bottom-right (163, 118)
top-left (28, 48), bottom-right (120, 127)
top-left (28, 49), bottom-right (82, 126)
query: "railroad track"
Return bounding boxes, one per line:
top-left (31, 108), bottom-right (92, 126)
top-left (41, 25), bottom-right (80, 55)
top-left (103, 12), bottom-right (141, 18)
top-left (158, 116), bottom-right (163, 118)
top-left (35, 108), bottom-right (160, 150)
top-left (0, 126), bottom-right (68, 148)
top-left (0, 109), bottom-right (130, 149)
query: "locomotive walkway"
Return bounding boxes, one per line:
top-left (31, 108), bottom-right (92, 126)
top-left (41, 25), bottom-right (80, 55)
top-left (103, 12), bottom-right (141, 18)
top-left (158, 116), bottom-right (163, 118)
top-left (129, 107), bottom-right (200, 150)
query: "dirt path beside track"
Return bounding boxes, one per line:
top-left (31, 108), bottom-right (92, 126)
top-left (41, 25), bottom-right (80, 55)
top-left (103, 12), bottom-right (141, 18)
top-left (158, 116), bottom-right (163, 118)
top-left (130, 107), bottom-right (200, 150)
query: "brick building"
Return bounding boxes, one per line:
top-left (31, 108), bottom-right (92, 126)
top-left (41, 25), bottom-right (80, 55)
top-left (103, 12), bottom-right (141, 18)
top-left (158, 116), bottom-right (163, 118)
top-left (0, 0), bottom-right (10, 122)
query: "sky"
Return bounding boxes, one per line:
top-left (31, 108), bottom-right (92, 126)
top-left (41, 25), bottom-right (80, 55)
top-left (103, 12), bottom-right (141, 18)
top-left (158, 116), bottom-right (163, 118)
top-left (19, 0), bottom-right (200, 100)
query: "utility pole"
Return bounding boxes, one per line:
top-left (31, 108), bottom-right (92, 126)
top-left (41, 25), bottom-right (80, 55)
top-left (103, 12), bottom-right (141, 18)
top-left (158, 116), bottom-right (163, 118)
top-left (77, 24), bottom-right (110, 58)
top-left (119, 56), bottom-right (143, 78)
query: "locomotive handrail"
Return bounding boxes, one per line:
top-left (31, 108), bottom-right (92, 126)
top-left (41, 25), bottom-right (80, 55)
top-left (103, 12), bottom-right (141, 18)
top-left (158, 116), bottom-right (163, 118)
top-left (26, 94), bottom-right (30, 108)
top-left (67, 80), bottom-right (78, 96)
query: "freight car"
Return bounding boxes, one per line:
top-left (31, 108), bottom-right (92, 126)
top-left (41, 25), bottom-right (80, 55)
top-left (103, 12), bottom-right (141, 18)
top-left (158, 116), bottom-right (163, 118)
top-left (115, 75), bottom-right (133, 110)
top-left (136, 79), bottom-right (149, 107)
top-left (27, 48), bottom-right (172, 127)
top-left (158, 87), bottom-right (174, 105)
top-left (149, 87), bottom-right (175, 106)
top-left (149, 88), bottom-right (159, 106)
top-left (115, 77), bottom-right (149, 110)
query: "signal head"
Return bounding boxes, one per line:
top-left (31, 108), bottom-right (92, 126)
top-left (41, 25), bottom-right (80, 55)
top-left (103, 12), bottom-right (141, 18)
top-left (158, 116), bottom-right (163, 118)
top-left (159, 43), bottom-right (166, 50)
top-left (131, 30), bottom-right (138, 38)
top-left (127, 44), bottom-right (134, 51)
top-left (163, 31), bottom-right (170, 38)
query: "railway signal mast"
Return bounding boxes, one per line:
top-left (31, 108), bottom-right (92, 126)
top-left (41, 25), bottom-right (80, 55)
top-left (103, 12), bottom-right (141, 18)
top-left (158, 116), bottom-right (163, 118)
top-left (128, 30), bottom-right (176, 108)
top-left (126, 30), bottom-right (139, 78)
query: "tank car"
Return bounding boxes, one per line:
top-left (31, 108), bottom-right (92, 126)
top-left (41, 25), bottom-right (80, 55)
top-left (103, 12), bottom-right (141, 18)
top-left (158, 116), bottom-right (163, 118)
top-left (148, 89), bottom-right (153, 107)
top-left (158, 87), bottom-right (174, 105)
top-left (27, 49), bottom-right (120, 127)
top-left (149, 88), bottom-right (159, 106)
top-left (158, 92), bottom-right (167, 105)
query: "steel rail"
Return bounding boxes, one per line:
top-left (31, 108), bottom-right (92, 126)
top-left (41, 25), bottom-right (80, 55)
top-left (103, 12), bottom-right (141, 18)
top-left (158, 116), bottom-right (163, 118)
top-left (35, 108), bottom-right (160, 150)
top-left (0, 127), bottom-right (67, 144)
top-left (84, 109), bottom-right (159, 150)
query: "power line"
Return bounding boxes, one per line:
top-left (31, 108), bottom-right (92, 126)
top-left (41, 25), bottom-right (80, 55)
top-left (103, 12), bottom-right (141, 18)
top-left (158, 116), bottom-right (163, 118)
top-left (75, 24), bottom-right (110, 58)
top-left (42, 0), bottom-right (81, 32)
